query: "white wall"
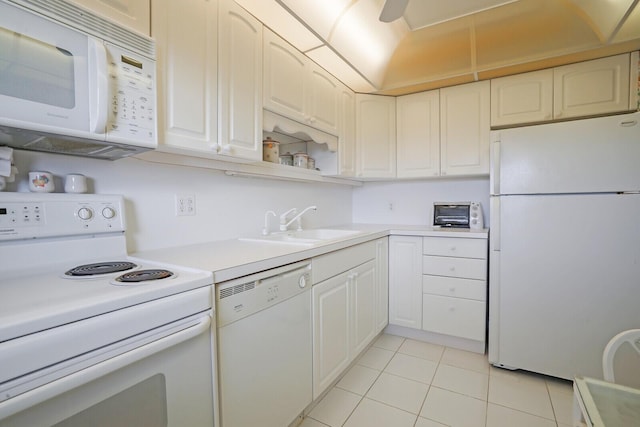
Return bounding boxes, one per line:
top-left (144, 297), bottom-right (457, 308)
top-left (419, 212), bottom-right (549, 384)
top-left (10, 151), bottom-right (353, 252)
top-left (352, 178), bottom-right (490, 226)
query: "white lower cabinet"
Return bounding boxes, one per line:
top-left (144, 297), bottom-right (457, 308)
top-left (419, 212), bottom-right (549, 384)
top-left (388, 233), bottom-right (488, 352)
top-left (375, 238), bottom-right (389, 333)
top-left (311, 238), bottom-right (387, 399)
top-left (422, 236), bottom-right (488, 347)
top-left (388, 236), bottom-right (423, 329)
top-left (312, 270), bottom-right (351, 399)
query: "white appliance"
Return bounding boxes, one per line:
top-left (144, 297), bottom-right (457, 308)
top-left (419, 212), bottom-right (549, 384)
top-left (0, 193), bottom-right (216, 426)
top-left (489, 111), bottom-right (640, 380)
top-left (216, 261), bottom-right (312, 427)
top-left (0, 0), bottom-right (157, 160)
top-left (432, 201), bottom-right (484, 229)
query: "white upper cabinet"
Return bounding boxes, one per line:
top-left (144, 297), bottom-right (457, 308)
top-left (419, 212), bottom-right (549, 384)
top-left (263, 29), bottom-right (306, 122)
top-left (263, 30), bottom-right (339, 136)
top-left (356, 94), bottom-right (397, 178)
top-left (554, 54), bottom-right (631, 119)
top-left (491, 53), bottom-right (635, 127)
top-left (396, 90), bottom-right (440, 178)
top-left (152, 0), bottom-right (218, 153)
top-left (307, 61), bottom-right (339, 135)
top-left (440, 81), bottom-right (490, 176)
top-left (491, 69), bottom-right (553, 127)
top-left (338, 84), bottom-right (357, 177)
top-left (218, 0), bottom-right (263, 161)
top-left (69, 0), bottom-right (150, 35)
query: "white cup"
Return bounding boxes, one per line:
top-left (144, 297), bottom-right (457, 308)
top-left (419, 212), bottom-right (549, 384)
top-left (64, 174), bottom-right (88, 193)
top-left (28, 171), bottom-right (55, 193)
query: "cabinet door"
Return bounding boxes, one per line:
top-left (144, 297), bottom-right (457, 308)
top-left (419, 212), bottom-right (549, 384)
top-left (152, 0), bottom-right (217, 152)
top-left (218, 0), bottom-right (262, 160)
top-left (440, 81), bottom-right (490, 176)
top-left (375, 238), bottom-right (389, 333)
top-left (396, 90), bottom-right (440, 178)
top-left (263, 29), bottom-right (306, 123)
top-left (491, 69), bottom-right (553, 127)
top-left (70, 0), bottom-right (150, 35)
top-left (338, 85), bottom-right (356, 177)
top-left (312, 271), bottom-right (350, 399)
top-left (307, 62), bottom-right (339, 135)
top-left (554, 54), bottom-right (631, 119)
top-left (388, 236), bottom-right (423, 329)
top-left (350, 260), bottom-right (377, 357)
top-left (356, 94), bottom-right (397, 178)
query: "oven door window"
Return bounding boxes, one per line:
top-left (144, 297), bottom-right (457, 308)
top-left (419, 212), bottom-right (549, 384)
top-left (53, 375), bottom-right (167, 427)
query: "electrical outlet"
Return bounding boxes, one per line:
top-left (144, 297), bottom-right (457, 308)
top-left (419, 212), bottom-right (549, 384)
top-left (175, 194), bottom-right (196, 216)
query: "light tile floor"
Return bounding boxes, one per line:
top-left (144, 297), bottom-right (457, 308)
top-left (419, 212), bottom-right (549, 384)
top-left (302, 334), bottom-right (574, 427)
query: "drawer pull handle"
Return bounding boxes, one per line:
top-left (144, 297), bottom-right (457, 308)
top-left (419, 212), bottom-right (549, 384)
top-left (449, 246), bottom-right (456, 252)
top-left (449, 287), bottom-right (456, 293)
top-left (449, 266), bottom-right (455, 272)
top-left (449, 306), bottom-right (455, 312)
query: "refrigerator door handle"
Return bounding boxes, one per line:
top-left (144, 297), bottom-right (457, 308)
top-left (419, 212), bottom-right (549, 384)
top-left (490, 137), bottom-right (501, 195)
top-left (490, 197), bottom-right (500, 251)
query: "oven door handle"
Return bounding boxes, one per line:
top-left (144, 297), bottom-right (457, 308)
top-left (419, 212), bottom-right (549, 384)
top-left (0, 314), bottom-right (211, 420)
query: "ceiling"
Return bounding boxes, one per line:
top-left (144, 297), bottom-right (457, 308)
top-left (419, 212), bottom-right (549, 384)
top-left (236, 0), bottom-right (640, 95)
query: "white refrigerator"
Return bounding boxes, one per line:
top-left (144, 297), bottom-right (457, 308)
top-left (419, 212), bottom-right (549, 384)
top-left (489, 111), bottom-right (640, 380)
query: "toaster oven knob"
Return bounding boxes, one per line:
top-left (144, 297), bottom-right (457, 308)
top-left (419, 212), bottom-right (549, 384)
top-left (77, 207), bottom-right (93, 220)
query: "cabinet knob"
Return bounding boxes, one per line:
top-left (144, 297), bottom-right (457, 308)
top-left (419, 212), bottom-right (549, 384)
top-left (448, 306), bottom-right (455, 312)
top-left (449, 246), bottom-right (457, 252)
top-left (449, 287), bottom-right (456, 293)
top-left (449, 266), bottom-right (456, 272)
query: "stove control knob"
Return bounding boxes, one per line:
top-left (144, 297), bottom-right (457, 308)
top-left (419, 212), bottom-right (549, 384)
top-left (77, 207), bottom-right (93, 220)
top-left (102, 207), bottom-right (116, 219)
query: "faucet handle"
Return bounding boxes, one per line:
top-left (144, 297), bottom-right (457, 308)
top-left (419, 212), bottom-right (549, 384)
top-left (279, 207), bottom-right (297, 224)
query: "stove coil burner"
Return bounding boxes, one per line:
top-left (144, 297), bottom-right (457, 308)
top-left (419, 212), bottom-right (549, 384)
top-left (115, 269), bottom-right (174, 283)
top-left (65, 261), bottom-right (138, 277)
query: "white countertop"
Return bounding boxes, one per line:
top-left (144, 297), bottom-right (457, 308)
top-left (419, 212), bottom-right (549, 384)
top-left (132, 224), bottom-right (489, 283)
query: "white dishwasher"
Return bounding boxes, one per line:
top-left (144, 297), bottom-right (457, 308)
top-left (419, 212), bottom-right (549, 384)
top-left (216, 260), bottom-right (312, 427)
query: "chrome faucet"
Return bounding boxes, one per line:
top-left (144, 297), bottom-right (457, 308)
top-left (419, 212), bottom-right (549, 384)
top-left (280, 206), bottom-right (317, 231)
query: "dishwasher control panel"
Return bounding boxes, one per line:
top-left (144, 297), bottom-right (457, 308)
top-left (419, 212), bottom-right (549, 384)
top-left (216, 260), bottom-right (311, 327)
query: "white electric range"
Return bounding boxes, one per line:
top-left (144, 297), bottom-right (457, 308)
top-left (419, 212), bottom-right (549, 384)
top-left (0, 193), bottom-right (216, 426)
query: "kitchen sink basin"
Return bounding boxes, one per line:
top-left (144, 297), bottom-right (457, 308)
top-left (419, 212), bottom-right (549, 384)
top-left (239, 229), bottom-right (365, 246)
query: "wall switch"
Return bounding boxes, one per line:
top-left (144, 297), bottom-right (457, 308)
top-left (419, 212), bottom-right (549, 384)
top-left (176, 194), bottom-right (196, 216)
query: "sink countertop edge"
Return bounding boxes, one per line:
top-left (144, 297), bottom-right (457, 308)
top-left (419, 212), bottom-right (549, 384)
top-left (131, 224), bottom-right (489, 283)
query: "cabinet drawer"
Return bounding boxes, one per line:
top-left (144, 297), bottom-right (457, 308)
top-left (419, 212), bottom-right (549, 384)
top-left (423, 256), bottom-right (486, 280)
top-left (312, 240), bottom-right (376, 284)
top-left (422, 294), bottom-right (486, 341)
top-left (423, 237), bottom-right (486, 259)
top-left (422, 275), bottom-right (486, 301)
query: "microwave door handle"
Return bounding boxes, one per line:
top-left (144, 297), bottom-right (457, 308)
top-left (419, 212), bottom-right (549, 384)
top-left (88, 38), bottom-right (109, 134)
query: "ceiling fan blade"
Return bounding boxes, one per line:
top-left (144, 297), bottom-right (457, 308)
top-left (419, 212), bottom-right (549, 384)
top-left (379, 0), bottom-right (409, 22)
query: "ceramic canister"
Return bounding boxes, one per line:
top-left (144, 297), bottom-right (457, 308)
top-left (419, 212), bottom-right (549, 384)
top-left (262, 137), bottom-right (280, 163)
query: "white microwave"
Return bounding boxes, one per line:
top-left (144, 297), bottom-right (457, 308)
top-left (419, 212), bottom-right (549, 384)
top-left (0, 0), bottom-right (157, 160)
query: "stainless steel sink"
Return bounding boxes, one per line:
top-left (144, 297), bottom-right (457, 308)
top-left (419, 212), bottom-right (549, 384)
top-left (239, 229), bottom-right (364, 246)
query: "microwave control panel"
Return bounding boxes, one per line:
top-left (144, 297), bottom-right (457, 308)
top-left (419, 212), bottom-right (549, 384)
top-left (106, 43), bottom-right (156, 147)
